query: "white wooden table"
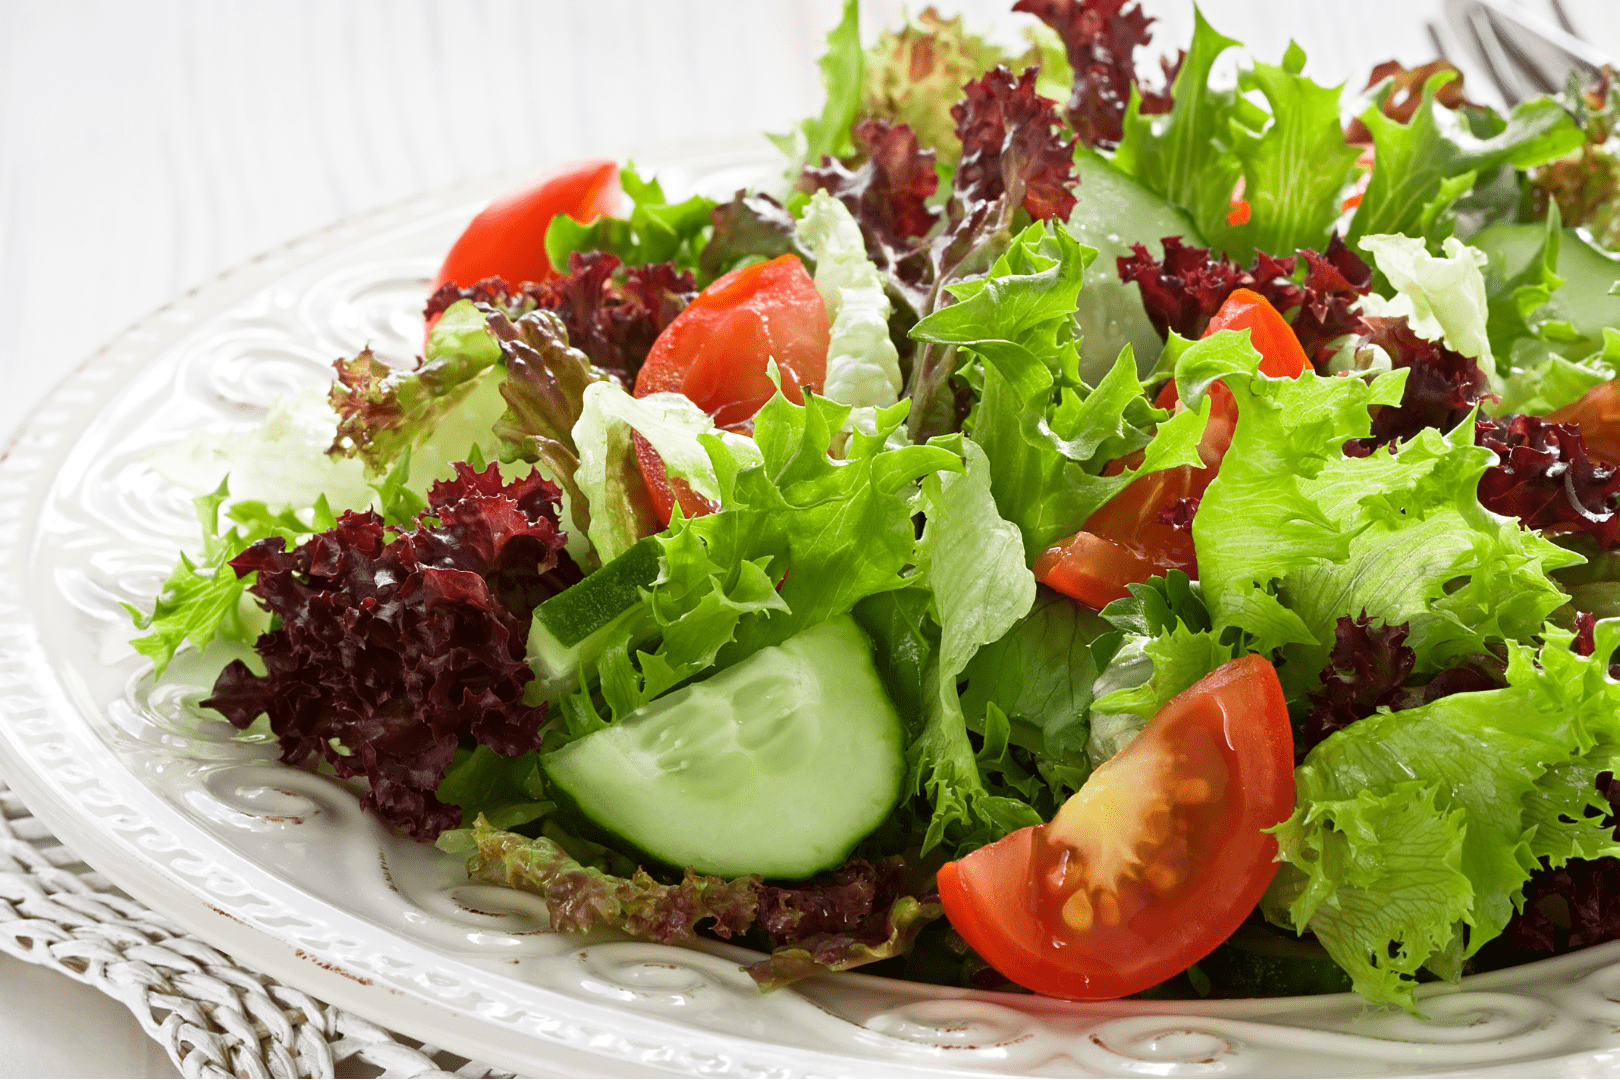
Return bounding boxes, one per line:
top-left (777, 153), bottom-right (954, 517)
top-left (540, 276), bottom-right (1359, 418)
top-left (0, 1), bottom-right (1611, 1075)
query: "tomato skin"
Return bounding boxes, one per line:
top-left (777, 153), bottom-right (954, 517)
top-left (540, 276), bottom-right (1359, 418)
top-left (937, 653), bottom-right (1294, 1000)
top-left (635, 254), bottom-right (829, 426)
top-left (1155, 287), bottom-right (1312, 411)
top-left (1032, 522), bottom-right (1191, 610)
top-left (1037, 290), bottom-right (1306, 608)
top-left (429, 158), bottom-right (620, 295)
top-left (1548, 380), bottom-right (1620, 467)
top-left (633, 254), bottom-right (829, 525)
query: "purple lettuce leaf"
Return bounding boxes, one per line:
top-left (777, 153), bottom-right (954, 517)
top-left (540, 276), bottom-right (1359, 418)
top-left (700, 191), bottom-right (813, 282)
top-left (203, 463), bottom-right (571, 840)
top-left (1011, 0), bottom-right (1167, 149)
top-left (1505, 758), bottom-right (1620, 954)
top-left (1299, 614), bottom-right (1415, 754)
top-left (487, 306), bottom-right (608, 542)
top-left (469, 820), bottom-right (760, 941)
top-left (798, 118), bottom-right (942, 319)
top-left (905, 65), bottom-right (1078, 439)
top-left (431, 252), bottom-right (693, 388)
top-left (1341, 316), bottom-right (1493, 455)
top-left (1475, 413), bottom-right (1620, 549)
top-left (1300, 614), bottom-right (1508, 756)
top-left (1116, 233), bottom-right (1371, 371)
top-left (467, 820), bottom-right (944, 989)
top-left (746, 894), bottom-right (944, 991)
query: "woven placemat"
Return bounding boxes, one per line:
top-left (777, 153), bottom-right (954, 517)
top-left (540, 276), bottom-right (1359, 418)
top-left (0, 779), bottom-right (514, 1079)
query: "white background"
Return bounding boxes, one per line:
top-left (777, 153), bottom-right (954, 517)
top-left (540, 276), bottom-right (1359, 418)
top-left (1, 1), bottom-right (1616, 1075)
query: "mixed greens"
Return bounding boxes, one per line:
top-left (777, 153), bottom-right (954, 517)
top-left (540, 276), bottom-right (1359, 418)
top-left (129, 0), bottom-right (1620, 1013)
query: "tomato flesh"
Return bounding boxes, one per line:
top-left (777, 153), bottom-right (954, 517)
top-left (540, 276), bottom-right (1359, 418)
top-left (937, 653), bottom-right (1294, 999)
top-left (632, 431), bottom-right (718, 524)
top-left (1036, 290), bottom-right (1307, 608)
top-left (1154, 286), bottom-right (1312, 411)
top-left (633, 253), bottom-right (829, 525)
top-left (430, 159), bottom-right (621, 295)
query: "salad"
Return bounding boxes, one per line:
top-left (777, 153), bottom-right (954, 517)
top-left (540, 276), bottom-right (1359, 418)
top-left (126, 0), bottom-right (1620, 1014)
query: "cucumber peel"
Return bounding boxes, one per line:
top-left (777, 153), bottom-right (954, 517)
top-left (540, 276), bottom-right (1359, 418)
top-left (527, 536), bottom-right (661, 695)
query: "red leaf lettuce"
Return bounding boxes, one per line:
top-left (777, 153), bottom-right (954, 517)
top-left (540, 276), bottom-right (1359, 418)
top-left (424, 251), bottom-right (694, 387)
top-left (1011, 0), bottom-right (1173, 149)
top-left (468, 819), bottom-right (942, 989)
top-left (1475, 413), bottom-right (1620, 549)
top-left (1117, 233), bottom-right (1371, 371)
top-left (906, 65), bottom-right (1078, 438)
top-left (1343, 316), bottom-right (1493, 455)
top-left (204, 463), bottom-right (572, 840)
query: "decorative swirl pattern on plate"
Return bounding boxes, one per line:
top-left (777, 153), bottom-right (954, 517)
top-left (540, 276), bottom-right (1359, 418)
top-left (865, 998), bottom-right (1046, 1068)
top-left (1072, 1017), bottom-right (1246, 1077)
top-left (574, 943), bottom-right (728, 1007)
top-left (296, 259), bottom-right (437, 362)
top-left (181, 321), bottom-right (336, 413)
top-left (5, 141), bottom-right (1620, 1078)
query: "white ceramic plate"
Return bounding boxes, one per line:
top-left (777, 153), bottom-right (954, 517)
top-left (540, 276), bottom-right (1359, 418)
top-left (6, 138), bottom-right (1620, 1078)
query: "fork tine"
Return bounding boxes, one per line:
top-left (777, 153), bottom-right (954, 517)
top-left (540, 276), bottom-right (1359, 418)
top-left (1442, 0), bottom-right (1611, 110)
top-left (1459, 1), bottom-right (1528, 105)
top-left (1549, 0), bottom-right (1580, 41)
top-left (1487, 7), bottom-right (1569, 95)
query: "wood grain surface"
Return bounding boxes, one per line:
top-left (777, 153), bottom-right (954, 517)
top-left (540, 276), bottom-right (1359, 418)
top-left (0, 1), bottom-right (1614, 1076)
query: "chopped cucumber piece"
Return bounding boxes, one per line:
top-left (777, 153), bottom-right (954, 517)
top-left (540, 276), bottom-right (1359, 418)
top-left (527, 536), bottom-right (661, 692)
top-left (542, 616), bottom-right (904, 879)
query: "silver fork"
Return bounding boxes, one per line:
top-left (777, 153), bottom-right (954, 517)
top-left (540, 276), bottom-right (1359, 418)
top-left (1438, 0), bottom-right (1611, 107)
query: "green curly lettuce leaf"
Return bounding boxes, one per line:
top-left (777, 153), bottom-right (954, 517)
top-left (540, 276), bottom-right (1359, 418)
top-left (545, 164), bottom-right (715, 275)
top-left (1225, 41), bottom-right (1361, 261)
top-left (909, 440), bottom-right (1042, 854)
top-left (1348, 70), bottom-right (1584, 244)
top-left (1172, 331), bottom-right (1407, 656)
top-left (1278, 422), bottom-right (1578, 690)
top-left (1112, 8), bottom-right (1248, 247)
top-left (328, 298), bottom-right (508, 475)
top-left (125, 480), bottom-right (336, 677)
top-left (1268, 623), bottom-right (1620, 1011)
top-left (585, 390), bottom-right (964, 722)
top-left (769, 0), bottom-right (863, 183)
top-left (958, 589), bottom-right (1109, 796)
top-left (434, 745), bottom-right (552, 842)
top-left (915, 222), bottom-right (1207, 559)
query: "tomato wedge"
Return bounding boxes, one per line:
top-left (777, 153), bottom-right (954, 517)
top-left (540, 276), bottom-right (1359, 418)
top-left (635, 253), bottom-right (828, 425)
top-left (1548, 378), bottom-right (1620, 467)
top-left (633, 253), bottom-right (829, 525)
top-left (1035, 290), bottom-right (1308, 608)
top-left (430, 158), bottom-right (621, 296)
top-left (1152, 287), bottom-right (1313, 409)
top-left (937, 653), bottom-right (1294, 1000)
top-left (1032, 495), bottom-right (1193, 611)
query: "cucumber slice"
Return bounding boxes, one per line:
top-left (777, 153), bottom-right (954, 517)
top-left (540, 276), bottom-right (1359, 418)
top-left (527, 536), bottom-right (661, 692)
top-left (542, 616), bottom-right (904, 879)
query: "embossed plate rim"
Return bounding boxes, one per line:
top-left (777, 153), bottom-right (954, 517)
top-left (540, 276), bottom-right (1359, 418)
top-left (3, 136), bottom-right (1620, 1078)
